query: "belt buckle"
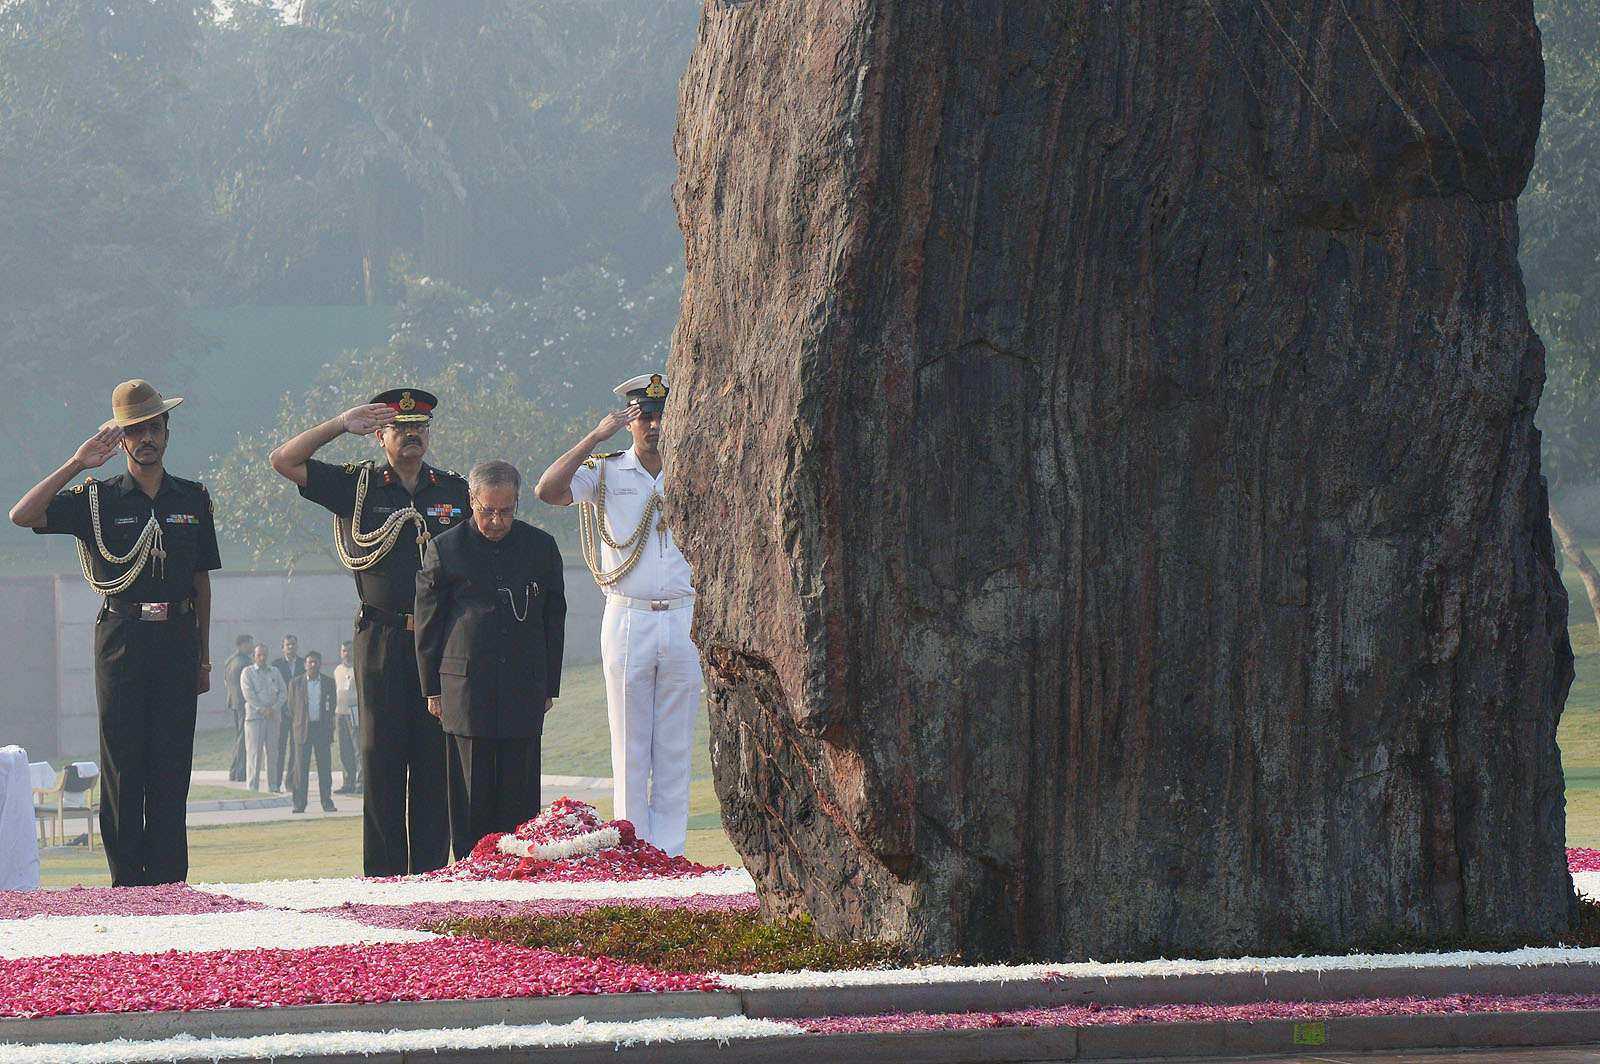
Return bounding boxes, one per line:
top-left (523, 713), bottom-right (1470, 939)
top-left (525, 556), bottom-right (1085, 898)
top-left (650, 599), bottom-right (670, 611)
top-left (140, 602), bottom-right (169, 622)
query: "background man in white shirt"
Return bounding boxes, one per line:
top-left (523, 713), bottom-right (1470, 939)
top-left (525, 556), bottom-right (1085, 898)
top-left (240, 644), bottom-right (285, 794)
top-left (535, 373), bottom-right (701, 856)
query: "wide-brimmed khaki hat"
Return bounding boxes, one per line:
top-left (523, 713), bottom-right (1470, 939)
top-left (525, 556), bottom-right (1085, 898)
top-left (101, 379), bottom-right (184, 429)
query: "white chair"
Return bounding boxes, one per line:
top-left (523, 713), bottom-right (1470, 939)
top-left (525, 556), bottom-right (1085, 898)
top-left (34, 762), bottom-right (99, 849)
top-left (56, 762), bottom-right (99, 850)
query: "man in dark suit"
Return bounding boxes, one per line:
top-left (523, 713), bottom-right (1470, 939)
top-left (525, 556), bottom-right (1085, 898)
top-left (415, 460), bottom-right (565, 859)
top-left (286, 649), bottom-right (339, 813)
top-left (270, 634), bottom-right (306, 793)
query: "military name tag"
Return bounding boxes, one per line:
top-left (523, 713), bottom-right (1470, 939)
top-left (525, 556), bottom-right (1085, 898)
top-left (114, 515), bottom-right (140, 526)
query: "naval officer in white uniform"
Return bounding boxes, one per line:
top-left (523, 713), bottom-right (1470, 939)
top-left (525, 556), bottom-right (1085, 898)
top-left (534, 373), bottom-right (700, 856)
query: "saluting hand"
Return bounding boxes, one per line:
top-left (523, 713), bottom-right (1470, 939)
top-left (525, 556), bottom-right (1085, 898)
top-left (339, 403), bottom-right (398, 437)
top-left (72, 426), bottom-right (124, 470)
top-left (592, 405), bottom-right (639, 441)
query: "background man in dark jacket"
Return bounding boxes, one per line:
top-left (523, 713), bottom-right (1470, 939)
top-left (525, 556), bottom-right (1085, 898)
top-left (270, 634), bottom-right (306, 793)
top-left (286, 649), bottom-right (339, 813)
top-left (415, 460), bottom-right (565, 859)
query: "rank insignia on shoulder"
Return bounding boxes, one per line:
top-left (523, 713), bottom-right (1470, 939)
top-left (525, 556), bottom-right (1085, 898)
top-left (70, 483), bottom-right (87, 493)
top-left (582, 450), bottom-right (624, 469)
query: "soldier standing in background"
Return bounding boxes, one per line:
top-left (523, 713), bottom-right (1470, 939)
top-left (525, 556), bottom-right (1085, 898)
top-left (223, 632), bottom-right (254, 782)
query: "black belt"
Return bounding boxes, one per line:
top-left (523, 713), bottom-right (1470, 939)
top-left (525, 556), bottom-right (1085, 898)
top-left (103, 598), bottom-right (193, 621)
top-left (359, 604), bottom-right (415, 631)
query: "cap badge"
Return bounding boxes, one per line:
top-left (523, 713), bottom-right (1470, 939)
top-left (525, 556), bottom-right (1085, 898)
top-left (399, 392), bottom-right (417, 411)
top-left (645, 374), bottom-right (667, 399)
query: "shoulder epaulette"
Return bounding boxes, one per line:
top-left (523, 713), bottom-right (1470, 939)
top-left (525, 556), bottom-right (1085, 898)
top-left (433, 466), bottom-right (466, 482)
top-left (581, 451), bottom-right (625, 469)
top-left (341, 459), bottom-right (374, 474)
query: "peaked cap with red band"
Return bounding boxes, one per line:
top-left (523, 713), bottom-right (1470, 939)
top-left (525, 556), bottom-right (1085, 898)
top-left (370, 388), bottom-right (438, 423)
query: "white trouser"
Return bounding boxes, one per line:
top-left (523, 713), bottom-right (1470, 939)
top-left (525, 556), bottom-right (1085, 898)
top-left (601, 601), bottom-right (701, 856)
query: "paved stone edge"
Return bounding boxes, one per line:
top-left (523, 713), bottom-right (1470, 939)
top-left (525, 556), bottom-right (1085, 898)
top-left (0, 991), bottom-right (740, 1046)
top-left (27, 1007), bottom-right (1600, 1064)
top-left (737, 960), bottom-right (1600, 1018)
top-left (6, 960), bottom-right (1600, 1051)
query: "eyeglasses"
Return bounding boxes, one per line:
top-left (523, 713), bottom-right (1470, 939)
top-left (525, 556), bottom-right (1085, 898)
top-left (472, 505), bottom-right (516, 520)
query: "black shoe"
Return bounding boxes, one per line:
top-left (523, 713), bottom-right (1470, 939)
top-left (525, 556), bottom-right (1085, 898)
top-left (291, 806), bottom-right (305, 814)
top-left (334, 786), bottom-right (354, 795)
top-left (322, 803), bottom-right (337, 812)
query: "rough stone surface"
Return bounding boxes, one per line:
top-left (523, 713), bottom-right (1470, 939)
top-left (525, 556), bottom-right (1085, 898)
top-left (668, 0), bottom-right (1573, 959)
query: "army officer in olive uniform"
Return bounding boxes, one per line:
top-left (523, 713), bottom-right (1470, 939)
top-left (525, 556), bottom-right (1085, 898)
top-left (415, 460), bottom-right (565, 858)
top-left (9, 379), bottom-right (220, 886)
top-left (268, 388), bottom-right (467, 876)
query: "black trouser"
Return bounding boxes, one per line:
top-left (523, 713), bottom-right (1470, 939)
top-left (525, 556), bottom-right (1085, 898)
top-left (292, 718), bottom-right (335, 811)
top-left (94, 610), bottom-right (198, 886)
top-left (352, 615), bottom-right (449, 876)
top-left (229, 700), bottom-right (247, 781)
top-left (445, 732), bottom-right (542, 861)
top-left (275, 707), bottom-right (294, 790)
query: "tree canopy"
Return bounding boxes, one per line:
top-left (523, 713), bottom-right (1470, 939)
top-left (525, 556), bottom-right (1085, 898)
top-left (1527, 0), bottom-right (1600, 489)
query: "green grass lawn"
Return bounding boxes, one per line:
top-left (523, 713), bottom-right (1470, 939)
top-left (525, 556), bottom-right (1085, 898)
top-left (190, 662), bottom-right (713, 781)
top-left (37, 779), bottom-right (737, 887)
top-left (1560, 563), bottom-right (1600, 848)
top-left (50, 583), bottom-right (1600, 884)
top-left (43, 663), bottom-right (731, 886)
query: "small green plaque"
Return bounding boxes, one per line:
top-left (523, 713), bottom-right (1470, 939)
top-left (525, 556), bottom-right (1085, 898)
top-left (1292, 1021), bottom-right (1327, 1045)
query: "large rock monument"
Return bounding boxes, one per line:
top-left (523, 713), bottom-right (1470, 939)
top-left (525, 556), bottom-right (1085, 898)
top-left (667, 0), bottom-right (1575, 958)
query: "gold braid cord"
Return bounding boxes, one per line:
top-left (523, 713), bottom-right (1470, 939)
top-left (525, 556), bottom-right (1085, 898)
top-left (578, 457), bottom-right (663, 587)
top-left (76, 481), bottom-right (166, 596)
top-left (334, 463), bottom-right (430, 571)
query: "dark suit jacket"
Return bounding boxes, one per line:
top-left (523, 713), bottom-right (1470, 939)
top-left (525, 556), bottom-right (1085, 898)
top-left (286, 672), bottom-right (339, 746)
top-left (223, 650), bottom-right (252, 715)
top-left (414, 517), bottom-right (565, 739)
top-left (272, 655), bottom-right (306, 688)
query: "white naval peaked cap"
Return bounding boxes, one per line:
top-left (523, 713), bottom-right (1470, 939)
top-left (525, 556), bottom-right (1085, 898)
top-left (614, 372), bottom-right (669, 411)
